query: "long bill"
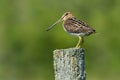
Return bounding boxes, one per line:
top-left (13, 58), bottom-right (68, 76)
top-left (46, 18), bottom-right (62, 31)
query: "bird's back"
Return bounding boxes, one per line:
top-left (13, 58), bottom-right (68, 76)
top-left (63, 17), bottom-right (95, 37)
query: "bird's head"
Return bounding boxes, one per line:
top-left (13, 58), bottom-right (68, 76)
top-left (61, 12), bottom-right (73, 21)
top-left (46, 12), bottom-right (73, 31)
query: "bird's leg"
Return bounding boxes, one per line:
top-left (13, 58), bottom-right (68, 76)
top-left (75, 36), bottom-right (82, 48)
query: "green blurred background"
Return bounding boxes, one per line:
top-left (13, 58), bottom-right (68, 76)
top-left (0, 0), bottom-right (120, 80)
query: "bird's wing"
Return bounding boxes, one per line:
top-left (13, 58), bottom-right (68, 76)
top-left (63, 18), bottom-right (93, 33)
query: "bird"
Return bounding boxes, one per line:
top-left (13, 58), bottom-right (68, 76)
top-left (46, 12), bottom-right (96, 48)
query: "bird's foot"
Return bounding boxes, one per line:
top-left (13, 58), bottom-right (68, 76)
top-left (75, 45), bottom-right (80, 48)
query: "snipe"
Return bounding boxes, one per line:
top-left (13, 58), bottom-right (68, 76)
top-left (46, 12), bottom-right (96, 48)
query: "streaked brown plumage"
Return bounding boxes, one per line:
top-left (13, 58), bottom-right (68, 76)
top-left (63, 17), bottom-right (95, 36)
top-left (47, 12), bottom-right (96, 48)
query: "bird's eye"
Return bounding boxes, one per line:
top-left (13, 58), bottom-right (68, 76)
top-left (65, 13), bottom-right (69, 16)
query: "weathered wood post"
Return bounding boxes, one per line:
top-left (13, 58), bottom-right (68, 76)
top-left (53, 48), bottom-right (86, 80)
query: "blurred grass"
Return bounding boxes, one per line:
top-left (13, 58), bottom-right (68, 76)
top-left (0, 0), bottom-right (120, 80)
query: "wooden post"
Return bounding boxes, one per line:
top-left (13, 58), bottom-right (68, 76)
top-left (53, 48), bottom-right (86, 80)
